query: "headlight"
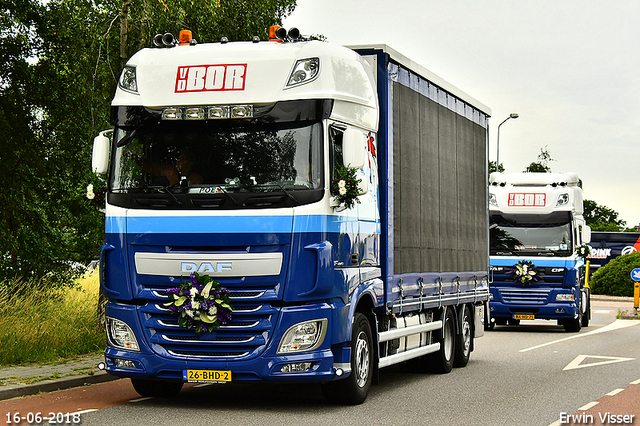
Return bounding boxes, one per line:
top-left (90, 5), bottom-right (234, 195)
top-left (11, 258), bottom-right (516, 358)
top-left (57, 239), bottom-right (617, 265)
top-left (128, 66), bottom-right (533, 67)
top-left (489, 193), bottom-right (498, 207)
top-left (277, 319), bottom-right (327, 354)
top-left (286, 58), bottom-right (320, 88)
top-left (556, 293), bottom-right (575, 301)
top-left (107, 318), bottom-right (140, 351)
top-left (119, 66), bottom-right (138, 93)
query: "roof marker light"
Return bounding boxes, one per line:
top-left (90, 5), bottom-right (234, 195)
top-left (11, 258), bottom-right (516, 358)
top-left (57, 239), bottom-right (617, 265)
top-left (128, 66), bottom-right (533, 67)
top-left (184, 107), bottom-right (206, 120)
top-left (179, 30), bottom-right (192, 46)
top-left (162, 107), bottom-right (182, 120)
top-left (269, 25), bottom-right (283, 42)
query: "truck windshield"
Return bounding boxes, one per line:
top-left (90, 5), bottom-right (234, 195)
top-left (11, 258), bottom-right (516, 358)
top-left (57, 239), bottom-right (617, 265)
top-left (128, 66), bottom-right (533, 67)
top-left (110, 121), bottom-right (322, 195)
top-left (490, 212), bottom-right (573, 256)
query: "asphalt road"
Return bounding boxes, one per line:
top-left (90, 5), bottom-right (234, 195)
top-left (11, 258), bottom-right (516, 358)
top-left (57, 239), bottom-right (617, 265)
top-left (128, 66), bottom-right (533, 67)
top-left (2, 304), bottom-right (638, 426)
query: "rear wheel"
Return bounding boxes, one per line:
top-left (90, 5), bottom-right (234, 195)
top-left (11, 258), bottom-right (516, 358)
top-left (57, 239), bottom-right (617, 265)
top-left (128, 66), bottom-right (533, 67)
top-left (131, 379), bottom-right (183, 398)
top-left (454, 305), bottom-right (472, 368)
top-left (431, 307), bottom-right (456, 374)
top-left (322, 313), bottom-right (373, 405)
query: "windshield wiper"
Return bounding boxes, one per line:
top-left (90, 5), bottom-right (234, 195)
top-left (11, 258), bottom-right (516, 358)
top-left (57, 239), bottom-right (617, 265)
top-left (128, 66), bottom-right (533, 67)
top-left (147, 185), bottom-right (183, 205)
top-left (258, 182), bottom-right (299, 203)
top-left (216, 186), bottom-right (241, 206)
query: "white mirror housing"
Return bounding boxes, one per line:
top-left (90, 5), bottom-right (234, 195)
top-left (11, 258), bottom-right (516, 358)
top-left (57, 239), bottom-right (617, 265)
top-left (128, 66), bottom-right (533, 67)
top-left (342, 128), bottom-right (365, 169)
top-left (92, 131), bottom-right (112, 175)
top-left (582, 225), bottom-right (591, 244)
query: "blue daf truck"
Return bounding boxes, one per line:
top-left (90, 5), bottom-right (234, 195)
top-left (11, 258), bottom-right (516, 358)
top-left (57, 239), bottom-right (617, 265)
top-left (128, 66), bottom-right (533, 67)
top-left (92, 28), bottom-right (491, 404)
top-left (488, 172), bottom-right (592, 332)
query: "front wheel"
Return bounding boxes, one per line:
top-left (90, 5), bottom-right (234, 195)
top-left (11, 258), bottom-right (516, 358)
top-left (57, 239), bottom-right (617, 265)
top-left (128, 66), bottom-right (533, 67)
top-left (581, 290), bottom-right (590, 328)
top-left (322, 313), bottom-right (373, 405)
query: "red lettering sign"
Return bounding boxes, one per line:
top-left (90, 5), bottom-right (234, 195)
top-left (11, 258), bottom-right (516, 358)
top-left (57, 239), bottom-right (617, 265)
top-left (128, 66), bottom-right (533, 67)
top-left (175, 64), bottom-right (247, 93)
top-left (507, 193), bottom-right (546, 207)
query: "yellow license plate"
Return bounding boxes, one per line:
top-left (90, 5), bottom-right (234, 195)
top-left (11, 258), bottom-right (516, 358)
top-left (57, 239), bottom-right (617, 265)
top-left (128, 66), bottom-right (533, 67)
top-left (514, 314), bottom-right (535, 320)
top-left (183, 369), bottom-right (232, 383)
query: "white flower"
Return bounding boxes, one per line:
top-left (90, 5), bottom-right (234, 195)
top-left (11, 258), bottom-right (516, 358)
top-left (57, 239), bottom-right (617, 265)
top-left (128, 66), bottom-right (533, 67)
top-left (87, 184), bottom-right (94, 192)
top-left (208, 305), bottom-right (217, 316)
top-left (185, 309), bottom-right (195, 318)
top-left (338, 180), bottom-right (346, 188)
top-left (339, 187), bottom-right (347, 195)
top-left (86, 190), bottom-right (95, 200)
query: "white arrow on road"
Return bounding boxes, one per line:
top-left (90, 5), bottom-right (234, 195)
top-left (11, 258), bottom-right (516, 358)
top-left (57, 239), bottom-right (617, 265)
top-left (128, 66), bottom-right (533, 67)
top-left (563, 354), bottom-right (635, 371)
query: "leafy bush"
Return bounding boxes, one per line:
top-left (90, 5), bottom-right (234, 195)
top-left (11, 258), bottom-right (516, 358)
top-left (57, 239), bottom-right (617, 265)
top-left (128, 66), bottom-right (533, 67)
top-left (590, 251), bottom-right (640, 297)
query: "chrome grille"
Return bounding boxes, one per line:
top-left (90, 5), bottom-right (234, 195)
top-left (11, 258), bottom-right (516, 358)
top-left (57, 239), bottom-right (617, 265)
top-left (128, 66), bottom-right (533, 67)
top-left (499, 288), bottom-right (550, 304)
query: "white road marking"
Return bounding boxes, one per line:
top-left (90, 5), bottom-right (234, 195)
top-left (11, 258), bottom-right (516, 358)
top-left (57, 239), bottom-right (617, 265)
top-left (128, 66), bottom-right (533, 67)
top-left (578, 401), bottom-right (599, 411)
top-left (605, 388), bottom-right (625, 396)
top-left (520, 319), bottom-right (640, 352)
top-left (631, 378), bottom-right (640, 385)
top-left (563, 355), bottom-right (635, 371)
top-left (129, 396), bottom-right (154, 403)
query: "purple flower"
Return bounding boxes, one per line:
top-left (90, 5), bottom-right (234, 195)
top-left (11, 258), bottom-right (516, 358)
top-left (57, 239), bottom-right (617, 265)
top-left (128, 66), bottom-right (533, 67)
top-left (191, 273), bottom-right (198, 285)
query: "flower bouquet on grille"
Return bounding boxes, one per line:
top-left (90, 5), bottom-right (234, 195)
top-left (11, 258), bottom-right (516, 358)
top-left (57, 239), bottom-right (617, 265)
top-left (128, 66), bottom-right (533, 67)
top-left (164, 272), bottom-right (233, 335)
top-left (508, 260), bottom-right (540, 286)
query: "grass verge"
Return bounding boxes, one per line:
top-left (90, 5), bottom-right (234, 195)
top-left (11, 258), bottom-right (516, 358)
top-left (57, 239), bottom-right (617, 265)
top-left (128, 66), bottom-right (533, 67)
top-left (0, 272), bottom-right (105, 366)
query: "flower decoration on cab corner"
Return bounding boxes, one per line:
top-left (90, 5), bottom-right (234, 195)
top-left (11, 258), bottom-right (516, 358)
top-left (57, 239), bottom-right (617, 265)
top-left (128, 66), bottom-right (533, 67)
top-left (331, 164), bottom-right (361, 210)
top-left (82, 175), bottom-right (106, 207)
top-left (576, 244), bottom-right (591, 260)
top-left (509, 260), bottom-right (540, 286)
top-left (164, 272), bottom-right (233, 335)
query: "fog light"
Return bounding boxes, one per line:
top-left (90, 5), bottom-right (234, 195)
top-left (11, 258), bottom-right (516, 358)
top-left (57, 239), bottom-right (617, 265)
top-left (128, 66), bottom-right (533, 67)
top-left (556, 308), bottom-right (565, 313)
top-left (281, 362), bottom-right (312, 373)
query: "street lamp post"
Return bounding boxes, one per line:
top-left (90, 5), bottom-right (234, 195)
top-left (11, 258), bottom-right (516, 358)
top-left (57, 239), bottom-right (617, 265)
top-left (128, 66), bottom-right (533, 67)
top-left (496, 113), bottom-right (519, 170)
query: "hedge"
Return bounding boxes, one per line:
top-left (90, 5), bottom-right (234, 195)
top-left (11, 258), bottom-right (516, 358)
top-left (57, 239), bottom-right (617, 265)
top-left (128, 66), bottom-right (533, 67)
top-left (589, 251), bottom-right (640, 297)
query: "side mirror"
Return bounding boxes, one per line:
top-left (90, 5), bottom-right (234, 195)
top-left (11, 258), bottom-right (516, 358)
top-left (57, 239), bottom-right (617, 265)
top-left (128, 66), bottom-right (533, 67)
top-left (582, 225), bottom-right (591, 244)
top-left (342, 128), bottom-right (365, 169)
top-left (356, 169), bottom-right (368, 195)
top-left (92, 131), bottom-right (112, 175)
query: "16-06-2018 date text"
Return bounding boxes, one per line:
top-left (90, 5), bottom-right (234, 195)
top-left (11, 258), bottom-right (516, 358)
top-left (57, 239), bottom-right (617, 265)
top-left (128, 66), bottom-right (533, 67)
top-left (6, 412), bottom-right (82, 424)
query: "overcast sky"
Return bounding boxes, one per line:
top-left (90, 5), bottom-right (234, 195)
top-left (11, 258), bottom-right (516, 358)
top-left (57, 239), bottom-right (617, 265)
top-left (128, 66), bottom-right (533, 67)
top-left (284, 1), bottom-right (640, 228)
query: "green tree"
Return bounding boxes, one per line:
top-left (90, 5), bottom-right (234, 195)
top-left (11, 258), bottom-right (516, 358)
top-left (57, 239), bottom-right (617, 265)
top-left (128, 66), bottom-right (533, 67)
top-left (488, 160), bottom-right (504, 174)
top-left (524, 146), bottom-right (554, 173)
top-left (0, 0), bottom-right (297, 282)
top-left (583, 199), bottom-right (627, 231)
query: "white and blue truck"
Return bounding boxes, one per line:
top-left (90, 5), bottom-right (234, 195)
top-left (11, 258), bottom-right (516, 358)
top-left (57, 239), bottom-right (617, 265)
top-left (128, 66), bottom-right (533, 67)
top-left (488, 172), bottom-right (592, 332)
top-left (92, 27), bottom-right (491, 404)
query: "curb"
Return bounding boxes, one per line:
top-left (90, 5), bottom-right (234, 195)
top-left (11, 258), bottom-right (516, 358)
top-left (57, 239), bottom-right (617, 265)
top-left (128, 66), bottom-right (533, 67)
top-left (0, 371), bottom-right (120, 402)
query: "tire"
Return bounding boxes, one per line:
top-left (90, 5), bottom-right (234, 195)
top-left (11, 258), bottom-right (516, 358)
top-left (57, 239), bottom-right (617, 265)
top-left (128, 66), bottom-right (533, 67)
top-left (581, 290), bottom-right (590, 328)
top-left (563, 311), bottom-right (582, 332)
top-left (454, 305), bottom-right (472, 368)
top-left (322, 313), bottom-right (373, 405)
top-left (431, 307), bottom-right (456, 374)
top-left (131, 378), bottom-right (183, 398)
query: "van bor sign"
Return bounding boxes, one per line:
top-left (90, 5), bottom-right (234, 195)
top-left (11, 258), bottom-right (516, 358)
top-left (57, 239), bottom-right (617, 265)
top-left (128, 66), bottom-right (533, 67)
top-left (175, 64), bottom-right (247, 93)
top-left (508, 193), bottom-right (546, 207)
